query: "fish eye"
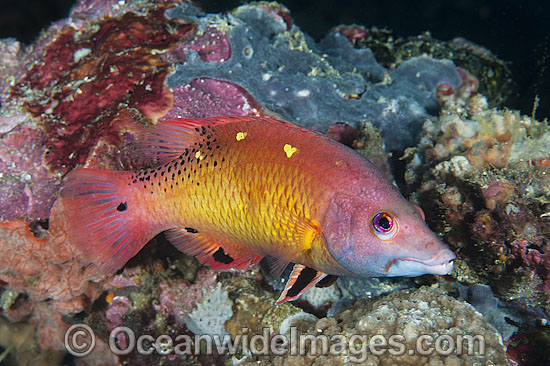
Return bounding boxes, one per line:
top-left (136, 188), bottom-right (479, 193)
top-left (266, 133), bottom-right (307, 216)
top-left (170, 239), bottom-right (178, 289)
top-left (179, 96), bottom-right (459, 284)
top-left (372, 212), bottom-right (397, 240)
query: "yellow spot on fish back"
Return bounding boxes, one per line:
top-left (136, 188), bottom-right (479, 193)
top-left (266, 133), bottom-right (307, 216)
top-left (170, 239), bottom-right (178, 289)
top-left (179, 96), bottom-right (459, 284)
top-left (283, 144), bottom-right (298, 158)
top-left (195, 151), bottom-right (205, 160)
top-left (236, 131), bottom-right (247, 141)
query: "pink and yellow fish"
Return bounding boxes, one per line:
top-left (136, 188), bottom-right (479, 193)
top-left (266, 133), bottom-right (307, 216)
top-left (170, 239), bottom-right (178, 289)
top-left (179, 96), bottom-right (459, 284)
top-left (62, 116), bottom-right (455, 303)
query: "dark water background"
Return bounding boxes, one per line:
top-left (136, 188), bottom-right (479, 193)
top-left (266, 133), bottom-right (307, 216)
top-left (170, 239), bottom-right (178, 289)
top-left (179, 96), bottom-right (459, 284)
top-left (1, 0), bottom-right (549, 118)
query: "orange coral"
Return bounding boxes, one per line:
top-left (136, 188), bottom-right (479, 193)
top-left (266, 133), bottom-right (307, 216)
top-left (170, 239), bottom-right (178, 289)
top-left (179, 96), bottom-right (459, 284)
top-left (0, 199), bottom-right (107, 349)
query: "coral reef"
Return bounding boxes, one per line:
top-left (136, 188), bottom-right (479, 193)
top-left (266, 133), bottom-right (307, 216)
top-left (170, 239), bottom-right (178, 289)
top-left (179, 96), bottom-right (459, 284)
top-left (405, 92), bottom-right (550, 313)
top-left (331, 25), bottom-right (514, 107)
top-left (239, 286), bottom-right (509, 366)
top-left (0, 0), bottom-right (544, 365)
top-left (167, 1), bottom-right (464, 151)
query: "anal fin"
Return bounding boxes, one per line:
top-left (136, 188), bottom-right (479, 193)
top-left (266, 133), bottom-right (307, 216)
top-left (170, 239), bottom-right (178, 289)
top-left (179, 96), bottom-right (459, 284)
top-left (165, 228), bottom-right (262, 270)
top-left (275, 264), bottom-right (329, 304)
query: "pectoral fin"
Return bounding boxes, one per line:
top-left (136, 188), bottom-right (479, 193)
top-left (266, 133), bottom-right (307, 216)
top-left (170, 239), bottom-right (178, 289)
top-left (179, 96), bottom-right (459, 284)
top-left (275, 264), bottom-right (330, 304)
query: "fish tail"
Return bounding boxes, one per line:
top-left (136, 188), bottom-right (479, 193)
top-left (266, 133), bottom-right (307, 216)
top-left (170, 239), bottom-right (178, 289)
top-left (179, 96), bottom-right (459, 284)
top-left (62, 168), bottom-right (155, 273)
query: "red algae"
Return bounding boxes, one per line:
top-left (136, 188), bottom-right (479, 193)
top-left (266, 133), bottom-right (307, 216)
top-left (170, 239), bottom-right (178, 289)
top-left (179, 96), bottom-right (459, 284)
top-left (12, 7), bottom-right (193, 173)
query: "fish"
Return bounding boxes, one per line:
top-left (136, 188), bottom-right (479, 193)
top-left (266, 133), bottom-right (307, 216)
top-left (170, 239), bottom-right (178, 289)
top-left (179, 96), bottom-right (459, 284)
top-left (62, 116), bottom-right (455, 304)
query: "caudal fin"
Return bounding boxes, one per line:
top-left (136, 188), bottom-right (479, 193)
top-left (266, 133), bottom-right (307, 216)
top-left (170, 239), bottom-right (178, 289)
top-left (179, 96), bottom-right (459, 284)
top-left (62, 168), bottom-right (154, 273)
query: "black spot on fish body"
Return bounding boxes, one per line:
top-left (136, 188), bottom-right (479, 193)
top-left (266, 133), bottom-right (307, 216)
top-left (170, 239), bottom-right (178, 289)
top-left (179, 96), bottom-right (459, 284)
top-left (185, 227), bottom-right (198, 233)
top-left (117, 202), bottom-right (127, 211)
top-left (213, 247), bottom-right (234, 264)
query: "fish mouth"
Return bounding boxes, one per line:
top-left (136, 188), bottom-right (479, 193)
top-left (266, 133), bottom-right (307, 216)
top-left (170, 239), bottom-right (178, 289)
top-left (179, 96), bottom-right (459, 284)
top-left (388, 250), bottom-right (456, 276)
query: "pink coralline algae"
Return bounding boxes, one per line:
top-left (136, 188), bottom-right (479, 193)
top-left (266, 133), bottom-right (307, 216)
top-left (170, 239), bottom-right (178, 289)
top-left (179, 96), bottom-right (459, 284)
top-left (163, 79), bottom-right (263, 120)
top-left (509, 239), bottom-right (550, 296)
top-left (156, 267), bottom-right (218, 326)
top-left (105, 296), bottom-right (132, 331)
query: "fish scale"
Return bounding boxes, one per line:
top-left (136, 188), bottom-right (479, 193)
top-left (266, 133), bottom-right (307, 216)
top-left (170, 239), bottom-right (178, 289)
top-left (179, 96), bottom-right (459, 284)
top-left (62, 116), bottom-right (455, 304)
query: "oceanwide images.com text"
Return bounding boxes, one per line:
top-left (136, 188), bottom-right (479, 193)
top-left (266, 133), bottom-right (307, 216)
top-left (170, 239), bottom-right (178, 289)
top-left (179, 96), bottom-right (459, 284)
top-left (65, 324), bottom-right (487, 362)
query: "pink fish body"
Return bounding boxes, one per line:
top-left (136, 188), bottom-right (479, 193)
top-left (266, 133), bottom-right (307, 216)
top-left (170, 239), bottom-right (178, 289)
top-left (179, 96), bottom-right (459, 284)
top-left (62, 116), bottom-right (455, 303)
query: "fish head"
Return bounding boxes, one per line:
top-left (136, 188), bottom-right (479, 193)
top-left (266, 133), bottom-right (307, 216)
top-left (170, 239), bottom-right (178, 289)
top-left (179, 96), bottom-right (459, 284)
top-left (324, 179), bottom-right (455, 278)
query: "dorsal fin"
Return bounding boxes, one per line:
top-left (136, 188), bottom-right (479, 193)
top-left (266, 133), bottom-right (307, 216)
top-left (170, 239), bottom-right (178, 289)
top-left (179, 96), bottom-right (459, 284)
top-left (140, 116), bottom-right (292, 164)
top-left (140, 118), bottom-right (212, 164)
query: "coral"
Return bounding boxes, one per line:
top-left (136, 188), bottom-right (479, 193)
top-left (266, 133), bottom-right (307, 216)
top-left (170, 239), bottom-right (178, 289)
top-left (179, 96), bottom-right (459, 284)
top-left (105, 295), bottom-right (132, 331)
top-left (223, 274), bottom-right (315, 339)
top-left (184, 283), bottom-right (233, 337)
top-left (166, 2), bottom-right (465, 151)
top-left (0, 0), bottom-right (536, 364)
top-left (403, 87), bottom-right (550, 357)
top-left (0, 123), bottom-right (60, 221)
top-left (298, 285), bottom-right (342, 313)
top-left (156, 266), bottom-right (218, 327)
top-left (0, 200), bottom-right (108, 352)
top-left (239, 286), bottom-right (509, 366)
top-left (333, 25), bottom-right (514, 107)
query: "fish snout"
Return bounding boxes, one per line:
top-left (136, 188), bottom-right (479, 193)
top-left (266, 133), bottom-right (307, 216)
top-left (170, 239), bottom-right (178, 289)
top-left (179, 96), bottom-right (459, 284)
top-left (401, 248), bottom-right (456, 275)
top-left (386, 245), bottom-right (456, 277)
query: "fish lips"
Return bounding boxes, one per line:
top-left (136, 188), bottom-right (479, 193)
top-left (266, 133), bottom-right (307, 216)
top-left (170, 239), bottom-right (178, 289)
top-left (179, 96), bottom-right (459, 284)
top-left (385, 249), bottom-right (456, 277)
